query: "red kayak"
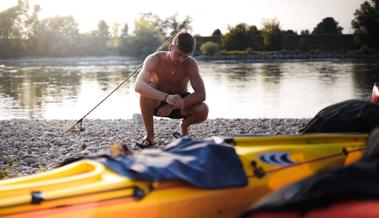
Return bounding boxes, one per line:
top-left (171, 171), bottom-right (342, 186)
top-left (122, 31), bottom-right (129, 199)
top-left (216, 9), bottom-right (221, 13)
top-left (245, 200), bottom-right (379, 218)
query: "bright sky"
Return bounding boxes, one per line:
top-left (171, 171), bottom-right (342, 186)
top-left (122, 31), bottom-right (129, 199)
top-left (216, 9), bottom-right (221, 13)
top-left (0, 0), bottom-right (366, 35)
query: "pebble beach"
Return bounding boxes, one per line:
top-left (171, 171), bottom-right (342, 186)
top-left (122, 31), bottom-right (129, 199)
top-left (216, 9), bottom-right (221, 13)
top-left (0, 118), bottom-right (309, 178)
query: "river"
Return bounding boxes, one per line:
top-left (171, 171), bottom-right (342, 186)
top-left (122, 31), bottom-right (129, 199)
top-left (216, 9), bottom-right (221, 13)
top-left (0, 56), bottom-right (378, 119)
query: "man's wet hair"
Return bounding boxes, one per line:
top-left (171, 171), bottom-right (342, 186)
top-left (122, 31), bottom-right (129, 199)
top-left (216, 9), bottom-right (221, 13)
top-left (173, 31), bottom-right (196, 54)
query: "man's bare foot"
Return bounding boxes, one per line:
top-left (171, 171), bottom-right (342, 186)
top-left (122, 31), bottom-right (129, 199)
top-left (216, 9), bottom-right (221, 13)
top-left (156, 104), bottom-right (175, 117)
top-left (135, 136), bottom-right (156, 149)
top-left (180, 121), bottom-right (189, 136)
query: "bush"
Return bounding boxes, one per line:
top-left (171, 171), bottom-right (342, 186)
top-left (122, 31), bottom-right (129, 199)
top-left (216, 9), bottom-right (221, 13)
top-left (217, 50), bottom-right (249, 56)
top-left (199, 41), bottom-right (219, 56)
top-left (358, 45), bottom-right (379, 54)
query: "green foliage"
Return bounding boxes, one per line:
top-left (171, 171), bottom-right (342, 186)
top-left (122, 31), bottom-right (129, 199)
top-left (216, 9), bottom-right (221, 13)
top-left (127, 29), bottom-right (164, 58)
top-left (0, 5), bottom-right (20, 38)
top-left (0, 1), bottom-right (40, 57)
top-left (283, 30), bottom-right (297, 35)
top-left (217, 50), bottom-right (249, 56)
top-left (110, 22), bottom-right (121, 47)
top-left (0, 168), bottom-right (12, 179)
top-left (247, 25), bottom-right (262, 50)
top-left (132, 13), bottom-right (192, 37)
top-left (34, 16), bottom-right (79, 56)
top-left (121, 23), bottom-right (129, 38)
top-left (301, 30), bottom-right (310, 35)
top-left (124, 14), bottom-right (165, 58)
top-left (161, 14), bottom-right (192, 36)
top-left (358, 44), bottom-right (378, 53)
top-left (0, 155), bottom-right (14, 179)
top-left (200, 41), bottom-right (219, 55)
top-left (261, 18), bottom-right (282, 50)
top-left (222, 23), bottom-right (256, 50)
top-left (0, 4), bottom-right (193, 58)
top-left (119, 13), bottom-right (192, 57)
top-left (38, 164), bottom-right (46, 173)
top-left (312, 17), bottom-right (343, 35)
top-left (352, 0), bottom-right (379, 49)
top-left (299, 37), bottom-right (310, 51)
top-left (212, 29), bottom-right (222, 36)
top-left (96, 20), bottom-right (110, 41)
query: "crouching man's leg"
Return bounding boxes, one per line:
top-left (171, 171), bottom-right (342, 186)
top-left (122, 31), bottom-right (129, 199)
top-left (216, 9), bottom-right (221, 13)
top-left (181, 103), bottom-right (209, 135)
top-left (139, 95), bottom-right (160, 144)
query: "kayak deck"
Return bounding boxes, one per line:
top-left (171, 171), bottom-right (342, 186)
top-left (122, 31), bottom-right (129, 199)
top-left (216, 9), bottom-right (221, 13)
top-left (0, 134), bottom-right (367, 218)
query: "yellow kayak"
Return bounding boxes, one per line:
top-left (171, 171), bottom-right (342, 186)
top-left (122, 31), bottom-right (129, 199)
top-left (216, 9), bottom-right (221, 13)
top-left (0, 134), bottom-right (367, 218)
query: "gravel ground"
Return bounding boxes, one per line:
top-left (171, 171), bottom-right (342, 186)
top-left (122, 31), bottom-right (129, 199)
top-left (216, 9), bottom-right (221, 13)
top-left (0, 118), bottom-right (309, 178)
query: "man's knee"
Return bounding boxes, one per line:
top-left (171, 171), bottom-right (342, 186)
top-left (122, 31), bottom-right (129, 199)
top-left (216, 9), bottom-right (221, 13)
top-left (193, 103), bottom-right (208, 121)
top-left (140, 96), bottom-right (159, 112)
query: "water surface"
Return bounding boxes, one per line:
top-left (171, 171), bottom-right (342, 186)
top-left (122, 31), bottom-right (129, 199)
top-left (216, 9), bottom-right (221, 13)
top-left (0, 57), bottom-right (378, 119)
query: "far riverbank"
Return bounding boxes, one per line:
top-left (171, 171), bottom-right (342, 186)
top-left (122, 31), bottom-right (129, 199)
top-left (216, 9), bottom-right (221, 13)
top-left (196, 51), bottom-right (379, 61)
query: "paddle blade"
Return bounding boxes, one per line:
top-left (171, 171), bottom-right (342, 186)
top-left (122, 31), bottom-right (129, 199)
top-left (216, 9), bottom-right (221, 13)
top-left (65, 120), bottom-right (84, 133)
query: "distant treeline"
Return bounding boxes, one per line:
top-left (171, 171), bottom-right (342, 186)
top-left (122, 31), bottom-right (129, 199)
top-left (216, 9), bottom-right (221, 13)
top-left (0, 0), bottom-right (378, 59)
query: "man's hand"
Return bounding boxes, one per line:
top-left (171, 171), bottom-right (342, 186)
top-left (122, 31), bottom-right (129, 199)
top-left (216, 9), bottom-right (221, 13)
top-left (166, 94), bottom-right (184, 109)
top-left (156, 104), bottom-right (174, 117)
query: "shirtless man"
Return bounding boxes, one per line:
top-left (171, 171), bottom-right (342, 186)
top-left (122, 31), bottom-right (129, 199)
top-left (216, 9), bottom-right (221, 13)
top-left (134, 31), bottom-right (208, 148)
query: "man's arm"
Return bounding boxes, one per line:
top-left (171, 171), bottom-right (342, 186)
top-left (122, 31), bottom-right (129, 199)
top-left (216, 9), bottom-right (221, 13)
top-left (135, 54), bottom-right (168, 101)
top-left (183, 59), bottom-right (206, 108)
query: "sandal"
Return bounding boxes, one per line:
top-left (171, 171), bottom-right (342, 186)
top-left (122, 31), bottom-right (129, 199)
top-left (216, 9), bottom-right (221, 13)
top-left (173, 131), bottom-right (182, 139)
top-left (135, 137), bottom-right (156, 149)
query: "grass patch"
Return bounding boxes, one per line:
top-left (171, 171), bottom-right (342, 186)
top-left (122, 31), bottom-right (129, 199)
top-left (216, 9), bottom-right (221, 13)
top-left (0, 167), bottom-right (12, 179)
top-left (38, 164), bottom-right (46, 173)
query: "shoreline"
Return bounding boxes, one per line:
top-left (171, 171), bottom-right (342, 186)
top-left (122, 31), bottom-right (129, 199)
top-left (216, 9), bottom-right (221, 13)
top-left (196, 51), bottom-right (379, 61)
top-left (0, 118), bottom-right (309, 178)
top-left (1, 52), bottom-right (379, 62)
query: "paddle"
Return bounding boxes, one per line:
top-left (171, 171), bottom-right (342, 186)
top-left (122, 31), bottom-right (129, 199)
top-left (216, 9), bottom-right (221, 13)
top-left (65, 33), bottom-right (178, 132)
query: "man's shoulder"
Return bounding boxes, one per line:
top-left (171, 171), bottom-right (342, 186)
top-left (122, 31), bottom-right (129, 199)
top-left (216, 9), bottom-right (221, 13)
top-left (153, 51), bottom-right (168, 59)
top-left (149, 52), bottom-right (170, 64)
top-left (145, 52), bottom-right (164, 66)
top-left (185, 56), bottom-right (198, 66)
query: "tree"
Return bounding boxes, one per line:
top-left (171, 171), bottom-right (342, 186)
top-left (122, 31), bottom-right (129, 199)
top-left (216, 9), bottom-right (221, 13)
top-left (119, 23), bottom-right (129, 55)
top-left (126, 14), bottom-right (165, 57)
top-left (261, 18), bottom-right (282, 50)
top-left (312, 17), bottom-right (343, 34)
top-left (121, 23), bottom-right (129, 38)
top-left (34, 16), bottom-right (79, 56)
top-left (0, 0), bottom-right (40, 39)
top-left (301, 29), bottom-right (310, 35)
top-left (222, 23), bottom-right (250, 50)
top-left (25, 4), bottom-right (41, 39)
top-left (352, 0), bottom-right (379, 49)
top-left (211, 29), bottom-right (222, 37)
top-left (110, 22), bottom-right (121, 48)
top-left (200, 41), bottom-right (219, 55)
top-left (0, 6), bottom-right (19, 38)
top-left (247, 25), bottom-right (262, 50)
top-left (283, 30), bottom-right (297, 35)
top-left (161, 14), bottom-right (192, 36)
top-left (96, 20), bottom-right (110, 41)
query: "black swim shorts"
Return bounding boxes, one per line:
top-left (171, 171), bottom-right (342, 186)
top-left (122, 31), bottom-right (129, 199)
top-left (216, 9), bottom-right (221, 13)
top-left (154, 92), bottom-right (190, 119)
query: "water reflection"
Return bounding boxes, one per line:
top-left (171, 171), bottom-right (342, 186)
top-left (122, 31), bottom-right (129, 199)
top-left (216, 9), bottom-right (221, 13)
top-left (352, 61), bottom-right (379, 99)
top-left (262, 63), bottom-right (282, 84)
top-left (0, 57), bottom-right (378, 119)
top-left (317, 63), bottom-right (338, 83)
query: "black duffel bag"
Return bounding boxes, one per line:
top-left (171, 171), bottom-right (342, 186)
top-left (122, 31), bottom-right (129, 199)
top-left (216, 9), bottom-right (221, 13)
top-left (299, 99), bottom-right (379, 133)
